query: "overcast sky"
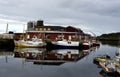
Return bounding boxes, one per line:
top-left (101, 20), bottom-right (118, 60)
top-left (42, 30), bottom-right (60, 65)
top-left (0, 0), bottom-right (120, 36)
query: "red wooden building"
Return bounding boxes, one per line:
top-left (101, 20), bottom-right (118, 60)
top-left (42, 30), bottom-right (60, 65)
top-left (14, 20), bottom-right (90, 41)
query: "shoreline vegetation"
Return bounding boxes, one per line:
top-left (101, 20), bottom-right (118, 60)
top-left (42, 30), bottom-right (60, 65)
top-left (97, 32), bottom-right (120, 41)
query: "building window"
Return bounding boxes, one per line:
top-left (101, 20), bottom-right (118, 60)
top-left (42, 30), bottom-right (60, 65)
top-left (44, 28), bottom-right (46, 31)
top-left (48, 28), bottom-right (51, 31)
top-left (39, 28), bottom-right (42, 31)
top-left (35, 28), bottom-right (38, 31)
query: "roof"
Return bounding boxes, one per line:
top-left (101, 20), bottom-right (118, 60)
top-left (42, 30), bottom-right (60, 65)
top-left (26, 30), bottom-right (83, 34)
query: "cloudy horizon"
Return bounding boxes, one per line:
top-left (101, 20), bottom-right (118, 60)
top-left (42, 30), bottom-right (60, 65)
top-left (0, 0), bottom-right (120, 36)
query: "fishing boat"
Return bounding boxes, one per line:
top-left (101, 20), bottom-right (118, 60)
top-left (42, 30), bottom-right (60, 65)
top-left (46, 40), bottom-right (83, 50)
top-left (15, 37), bottom-right (46, 48)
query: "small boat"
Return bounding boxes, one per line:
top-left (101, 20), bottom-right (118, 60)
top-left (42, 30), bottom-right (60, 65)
top-left (94, 48), bottom-right (120, 75)
top-left (93, 54), bottom-right (111, 65)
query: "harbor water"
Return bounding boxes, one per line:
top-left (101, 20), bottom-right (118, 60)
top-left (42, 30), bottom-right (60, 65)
top-left (0, 41), bottom-right (120, 77)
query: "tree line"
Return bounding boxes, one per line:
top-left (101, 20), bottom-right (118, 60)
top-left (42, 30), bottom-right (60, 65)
top-left (97, 32), bottom-right (120, 41)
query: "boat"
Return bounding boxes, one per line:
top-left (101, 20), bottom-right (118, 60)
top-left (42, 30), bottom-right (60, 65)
top-left (15, 36), bottom-right (46, 48)
top-left (94, 48), bottom-right (120, 75)
top-left (46, 40), bottom-right (83, 50)
top-left (93, 54), bottom-right (111, 65)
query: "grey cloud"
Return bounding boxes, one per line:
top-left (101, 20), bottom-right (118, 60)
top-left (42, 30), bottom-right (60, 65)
top-left (0, 0), bottom-right (120, 35)
top-left (59, 0), bottom-right (120, 17)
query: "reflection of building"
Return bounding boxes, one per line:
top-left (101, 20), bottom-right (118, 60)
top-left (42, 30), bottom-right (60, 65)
top-left (14, 49), bottom-right (89, 65)
top-left (0, 52), bottom-right (13, 56)
top-left (0, 52), bottom-right (13, 63)
top-left (14, 20), bottom-right (91, 41)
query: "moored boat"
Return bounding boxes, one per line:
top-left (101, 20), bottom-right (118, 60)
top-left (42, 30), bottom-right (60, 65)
top-left (15, 37), bottom-right (46, 48)
top-left (93, 48), bottom-right (120, 76)
top-left (46, 40), bottom-right (83, 50)
top-left (93, 54), bottom-right (111, 65)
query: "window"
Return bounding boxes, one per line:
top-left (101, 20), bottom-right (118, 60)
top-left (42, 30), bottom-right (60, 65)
top-left (39, 28), bottom-right (42, 31)
top-left (35, 28), bottom-right (38, 31)
top-left (48, 28), bottom-right (51, 31)
top-left (44, 28), bottom-right (46, 31)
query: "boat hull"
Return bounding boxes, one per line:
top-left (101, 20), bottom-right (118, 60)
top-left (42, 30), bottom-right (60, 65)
top-left (14, 41), bottom-right (45, 48)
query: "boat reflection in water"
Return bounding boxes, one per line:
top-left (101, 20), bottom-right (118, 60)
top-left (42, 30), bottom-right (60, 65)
top-left (14, 48), bottom-right (90, 66)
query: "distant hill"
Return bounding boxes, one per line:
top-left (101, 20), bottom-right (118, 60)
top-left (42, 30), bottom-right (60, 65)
top-left (97, 32), bottom-right (120, 41)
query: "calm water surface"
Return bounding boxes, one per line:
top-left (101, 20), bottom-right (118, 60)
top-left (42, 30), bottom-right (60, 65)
top-left (0, 42), bottom-right (119, 77)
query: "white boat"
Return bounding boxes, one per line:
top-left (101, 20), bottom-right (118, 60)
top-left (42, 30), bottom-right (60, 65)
top-left (15, 37), bottom-right (45, 48)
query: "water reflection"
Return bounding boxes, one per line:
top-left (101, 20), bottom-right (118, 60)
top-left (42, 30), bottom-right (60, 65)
top-left (0, 50), bottom-right (13, 63)
top-left (100, 41), bottom-right (120, 47)
top-left (0, 46), bottom-right (101, 77)
top-left (14, 48), bottom-right (91, 66)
